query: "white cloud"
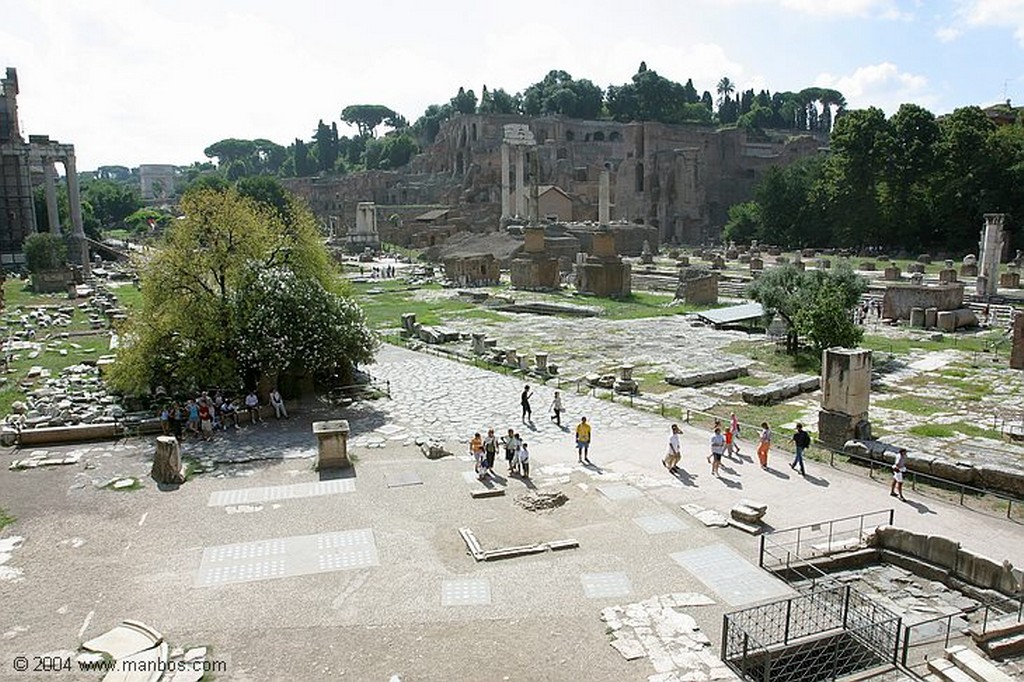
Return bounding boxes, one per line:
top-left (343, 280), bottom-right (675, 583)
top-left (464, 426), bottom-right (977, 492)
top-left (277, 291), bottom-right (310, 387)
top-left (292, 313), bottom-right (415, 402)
top-left (713, 0), bottom-right (908, 18)
top-left (956, 0), bottom-right (1024, 44)
top-left (935, 26), bottom-right (962, 41)
top-left (816, 62), bottom-right (932, 113)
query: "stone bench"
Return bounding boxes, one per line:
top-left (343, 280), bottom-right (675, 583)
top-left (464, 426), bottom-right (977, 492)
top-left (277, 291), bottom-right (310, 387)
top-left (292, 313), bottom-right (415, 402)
top-left (665, 366), bottom-right (748, 388)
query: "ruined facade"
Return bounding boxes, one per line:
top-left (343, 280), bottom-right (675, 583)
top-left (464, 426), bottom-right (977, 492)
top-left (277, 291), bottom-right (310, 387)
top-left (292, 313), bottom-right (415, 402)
top-left (283, 114), bottom-right (824, 248)
top-left (0, 67), bottom-right (88, 270)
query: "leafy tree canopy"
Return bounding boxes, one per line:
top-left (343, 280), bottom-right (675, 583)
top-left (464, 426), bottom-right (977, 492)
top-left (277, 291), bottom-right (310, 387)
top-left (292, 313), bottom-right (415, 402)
top-left (23, 232), bottom-right (68, 273)
top-left (341, 104), bottom-right (399, 138)
top-left (107, 186), bottom-right (370, 394)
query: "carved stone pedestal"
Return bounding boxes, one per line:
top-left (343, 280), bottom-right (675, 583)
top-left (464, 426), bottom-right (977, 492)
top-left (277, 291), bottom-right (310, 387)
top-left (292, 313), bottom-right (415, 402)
top-left (151, 436), bottom-right (184, 484)
top-left (313, 420), bottom-right (351, 469)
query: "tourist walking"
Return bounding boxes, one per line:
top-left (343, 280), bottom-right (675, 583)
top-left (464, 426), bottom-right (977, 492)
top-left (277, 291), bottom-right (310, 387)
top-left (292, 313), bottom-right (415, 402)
top-left (575, 416), bottom-right (592, 464)
top-left (521, 385), bottom-right (534, 423)
top-left (709, 426), bottom-right (726, 477)
top-left (198, 399), bottom-right (214, 442)
top-left (483, 428), bottom-right (499, 472)
top-left (186, 399), bottom-right (200, 437)
top-left (757, 422), bottom-right (772, 469)
top-left (517, 442), bottom-right (530, 479)
top-left (791, 423), bottom-right (810, 476)
top-left (502, 428), bottom-right (519, 475)
top-left (470, 432), bottom-right (487, 479)
top-left (729, 412), bottom-right (741, 455)
top-left (662, 424), bottom-right (682, 473)
top-left (169, 402), bottom-right (184, 441)
top-left (890, 448), bottom-right (908, 501)
top-left (245, 390), bottom-right (262, 424)
top-left (550, 390), bottom-right (563, 426)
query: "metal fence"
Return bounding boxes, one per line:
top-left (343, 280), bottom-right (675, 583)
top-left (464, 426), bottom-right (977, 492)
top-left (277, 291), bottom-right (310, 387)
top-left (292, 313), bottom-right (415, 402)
top-left (722, 585), bottom-right (902, 682)
top-left (758, 509), bottom-right (896, 588)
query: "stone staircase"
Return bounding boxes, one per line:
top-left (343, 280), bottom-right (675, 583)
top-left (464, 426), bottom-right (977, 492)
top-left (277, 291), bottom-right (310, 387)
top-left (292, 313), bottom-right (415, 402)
top-left (922, 644), bottom-right (1016, 682)
top-left (968, 612), bottom-right (1024, 659)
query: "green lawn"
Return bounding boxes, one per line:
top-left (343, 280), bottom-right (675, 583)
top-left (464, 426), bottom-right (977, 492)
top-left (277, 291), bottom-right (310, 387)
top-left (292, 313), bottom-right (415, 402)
top-left (110, 283), bottom-right (143, 310)
top-left (874, 395), bottom-right (944, 416)
top-left (0, 507), bottom-right (13, 531)
top-left (860, 331), bottom-right (1008, 359)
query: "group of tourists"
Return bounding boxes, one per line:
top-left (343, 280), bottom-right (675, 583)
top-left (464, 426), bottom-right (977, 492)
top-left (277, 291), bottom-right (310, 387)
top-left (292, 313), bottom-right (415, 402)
top-left (158, 387), bottom-right (289, 441)
top-left (470, 428), bottom-right (531, 480)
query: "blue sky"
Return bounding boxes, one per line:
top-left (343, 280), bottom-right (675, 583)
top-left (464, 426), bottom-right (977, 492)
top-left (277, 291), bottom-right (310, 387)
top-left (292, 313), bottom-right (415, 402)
top-left (3, 0), bottom-right (1023, 170)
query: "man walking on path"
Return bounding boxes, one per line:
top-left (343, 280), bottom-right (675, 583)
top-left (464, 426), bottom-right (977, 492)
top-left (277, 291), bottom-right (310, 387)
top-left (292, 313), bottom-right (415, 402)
top-left (709, 426), bottom-right (726, 477)
top-left (550, 390), bottom-right (563, 426)
top-left (890, 448), bottom-right (908, 501)
top-left (502, 429), bottom-right (519, 475)
top-left (575, 416), bottom-right (592, 464)
top-left (791, 423), bottom-right (810, 476)
top-left (757, 422), bottom-right (771, 470)
top-left (729, 412), bottom-right (741, 456)
top-left (663, 424), bottom-right (682, 473)
top-left (521, 385), bottom-right (533, 423)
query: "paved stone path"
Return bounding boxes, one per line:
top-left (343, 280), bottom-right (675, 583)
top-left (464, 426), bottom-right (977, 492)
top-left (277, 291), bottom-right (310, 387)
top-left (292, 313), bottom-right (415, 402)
top-left (364, 344), bottom-right (1024, 568)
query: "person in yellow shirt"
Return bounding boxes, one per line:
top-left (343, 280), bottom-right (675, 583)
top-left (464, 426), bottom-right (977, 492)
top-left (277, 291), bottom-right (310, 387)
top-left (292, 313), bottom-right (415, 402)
top-left (470, 432), bottom-right (486, 479)
top-left (575, 416), bottom-right (592, 464)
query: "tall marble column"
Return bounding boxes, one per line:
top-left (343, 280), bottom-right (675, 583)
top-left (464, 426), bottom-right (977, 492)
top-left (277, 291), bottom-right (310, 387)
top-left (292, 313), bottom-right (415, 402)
top-left (514, 147), bottom-right (526, 218)
top-left (43, 159), bottom-right (61, 234)
top-left (500, 144), bottom-right (511, 220)
top-left (63, 153), bottom-right (90, 275)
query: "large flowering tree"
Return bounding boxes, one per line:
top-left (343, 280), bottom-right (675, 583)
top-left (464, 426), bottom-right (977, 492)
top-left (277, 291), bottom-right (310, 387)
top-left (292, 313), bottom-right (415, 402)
top-left (108, 185), bottom-right (377, 394)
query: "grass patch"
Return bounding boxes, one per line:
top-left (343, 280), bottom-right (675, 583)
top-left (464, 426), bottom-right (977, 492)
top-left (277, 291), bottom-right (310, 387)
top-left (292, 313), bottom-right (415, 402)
top-left (952, 421), bottom-right (1002, 440)
top-left (731, 374), bottom-right (770, 387)
top-left (874, 395), bottom-right (943, 416)
top-left (861, 331), bottom-right (1008, 359)
top-left (0, 507), bottom-right (14, 531)
top-left (110, 283), bottom-right (143, 311)
top-left (636, 372), bottom-right (678, 395)
top-left (572, 291), bottom-right (701, 320)
top-left (724, 339), bottom-right (821, 374)
top-left (908, 424), bottom-right (956, 438)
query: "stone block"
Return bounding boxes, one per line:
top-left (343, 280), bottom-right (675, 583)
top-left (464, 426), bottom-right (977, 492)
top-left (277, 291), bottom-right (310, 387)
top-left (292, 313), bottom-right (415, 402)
top-left (749, 258), bottom-right (763, 271)
top-left (1011, 314), bottom-right (1024, 370)
top-left (883, 266), bottom-right (901, 281)
top-left (936, 311), bottom-right (957, 332)
top-left (924, 307), bottom-right (938, 328)
top-left (960, 263), bottom-right (979, 278)
top-left (917, 254), bottom-right (933, 264)
top-left (818, 410), bottom-right (871, 449)
top-left (1000, 271), bottom-right (1021, 288)
top-left (742, 374), bottom-right (819, 405)
top-left (859, 261), bottom-right (876, 271)
top-left (976, 463), bottom-right (1024, 497)
top-left (909, 307), bottom-right (926, 328)
top-left (938, 268), bottom-right (958, 284)
top-left (151, 436), bottom-right (184, 485)
top-left (821, 348), bottom-right (871, 415)
top-left (313, 419), bottom-right (350, 469)
top-left (665, 366), bottom-right (748, 388)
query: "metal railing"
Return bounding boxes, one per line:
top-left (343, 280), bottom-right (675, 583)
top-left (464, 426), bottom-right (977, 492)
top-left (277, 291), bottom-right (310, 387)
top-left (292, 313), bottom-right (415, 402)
top-left (722, 585), bottom-right (903, 682)
top-left (758, 509), bottom-right (896, 587)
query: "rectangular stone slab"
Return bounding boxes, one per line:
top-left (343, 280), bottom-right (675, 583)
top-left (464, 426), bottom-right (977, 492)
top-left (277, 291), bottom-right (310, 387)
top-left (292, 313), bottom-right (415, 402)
top-left (207, 479), bottom-right (355, 506)
top-left (196, 528), bottom-right (378, 587)
top-left (670, 543), bottom-right (795, 606)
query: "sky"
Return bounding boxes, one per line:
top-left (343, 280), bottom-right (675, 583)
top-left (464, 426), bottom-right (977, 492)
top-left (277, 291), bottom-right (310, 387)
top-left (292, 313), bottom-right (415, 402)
top-left (3, 0), bottom-right (1024, 171)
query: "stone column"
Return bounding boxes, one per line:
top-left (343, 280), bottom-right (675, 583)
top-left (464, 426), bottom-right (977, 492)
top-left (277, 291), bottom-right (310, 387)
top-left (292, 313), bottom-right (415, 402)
top-left (313, 419), bottom-right (350, 469)
top-left (534, 352), bottom-right (548, 373)
top-left (598, 169), bottom-right (610, 225)
top-left (43, 159), bottom-right (61, 234)
top-left (514, 147), bottom-right (526, 218)
top-left (500, 144), bottom-right (511, 220)
top-left (979, 213), bottom-right (1004, 298)
top-left (63, 153), bottom-right (90, 276)
top-left (151, 436), bottom-right (184, 484)
top-left (1011, 313), bottom-right (1024, 370)
top-left (818, 348), bottom-right (872, 448)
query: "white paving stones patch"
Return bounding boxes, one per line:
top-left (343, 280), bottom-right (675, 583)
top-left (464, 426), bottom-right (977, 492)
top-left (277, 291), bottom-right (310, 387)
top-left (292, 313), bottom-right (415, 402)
top-left (196, 529), bottom-right (378, 587)
top-left (207, 478), bottom-right (355, 506)
top-left (601, 594), bottom-right (736, 680)
top-left (385, 471), bottom-right (423, 488)
top-left (441, 578), bottom-right (491, 606)
top-left (670, 544), bottom-right (795, 606)
top-left (581, 572), bottom-right (633, 599)
top-left (633, 513), bottom-right (687, 535)
top-left (597, 483), bottom-right (643, 501)
top-left (0, 536), bottom-right (25, 582)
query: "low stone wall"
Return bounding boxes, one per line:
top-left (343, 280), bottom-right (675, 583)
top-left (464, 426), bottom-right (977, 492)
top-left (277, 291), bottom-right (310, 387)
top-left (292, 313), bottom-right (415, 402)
top-left (882, 282), bottom-right (964, 320)
top-left (869, 525), bottom-right (1023, 599)
top-left (842, 439), bottom-right (1024, 498)
top-left (742, 374), bottom-right (820, 405)
top-left (665, 366), bottom-right (748, 388)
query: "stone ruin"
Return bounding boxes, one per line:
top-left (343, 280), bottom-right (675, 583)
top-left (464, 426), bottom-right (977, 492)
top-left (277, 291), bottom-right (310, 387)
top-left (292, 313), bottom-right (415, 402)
top-left (977, 213), bottom-right (1005, 298)
top-left (510, 226), bottom-right (559, 290)
top-left (818, 348), bottom-right (872, 449)
top-left (1011, 313), bottom-right (1024, 371)
top-left (442, 253), bottom-right (500, 286)
top-left (399, 312), bottom-right (460, 345)
top-left (344, 201), bottom-right (381, 254)
top-left (674, 266), bottom-right (718, 305)
top-left (575, 229), bottom-right (631, 298)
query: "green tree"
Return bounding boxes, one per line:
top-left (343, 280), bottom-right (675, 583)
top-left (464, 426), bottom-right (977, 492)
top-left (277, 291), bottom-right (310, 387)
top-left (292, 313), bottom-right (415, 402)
top-left (107, 187), bottom-right (360, 394)
top-left (522, 70), bottom-right (603, 119)
top-left (716, 77), bottom-right (735, 108)
top-left (23, 232), bottom-right (68, 273)
top-left (204, 139), bottom-right (257, 166)
top-left (478, 86), bottom-right (521, 114)
top-left (450, 87), bottom-right (478, 115)
top-left (748, 263), bottom-right (866, 354)
top-left (341, 104), bottom-right (398, 138)
top-left (722, 201), bottom-right (761, 244)
top-left (83, 180), bottom-right (141, 228)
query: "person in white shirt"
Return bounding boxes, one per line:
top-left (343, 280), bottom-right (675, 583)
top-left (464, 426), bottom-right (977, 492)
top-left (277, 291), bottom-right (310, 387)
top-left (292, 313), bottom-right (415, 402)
top-left (709, 427), bottom-right (726, 477)
top-left (662, 424), bottom-right (682, 473)
top-left (245, 391), bottom-right (262, 423)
